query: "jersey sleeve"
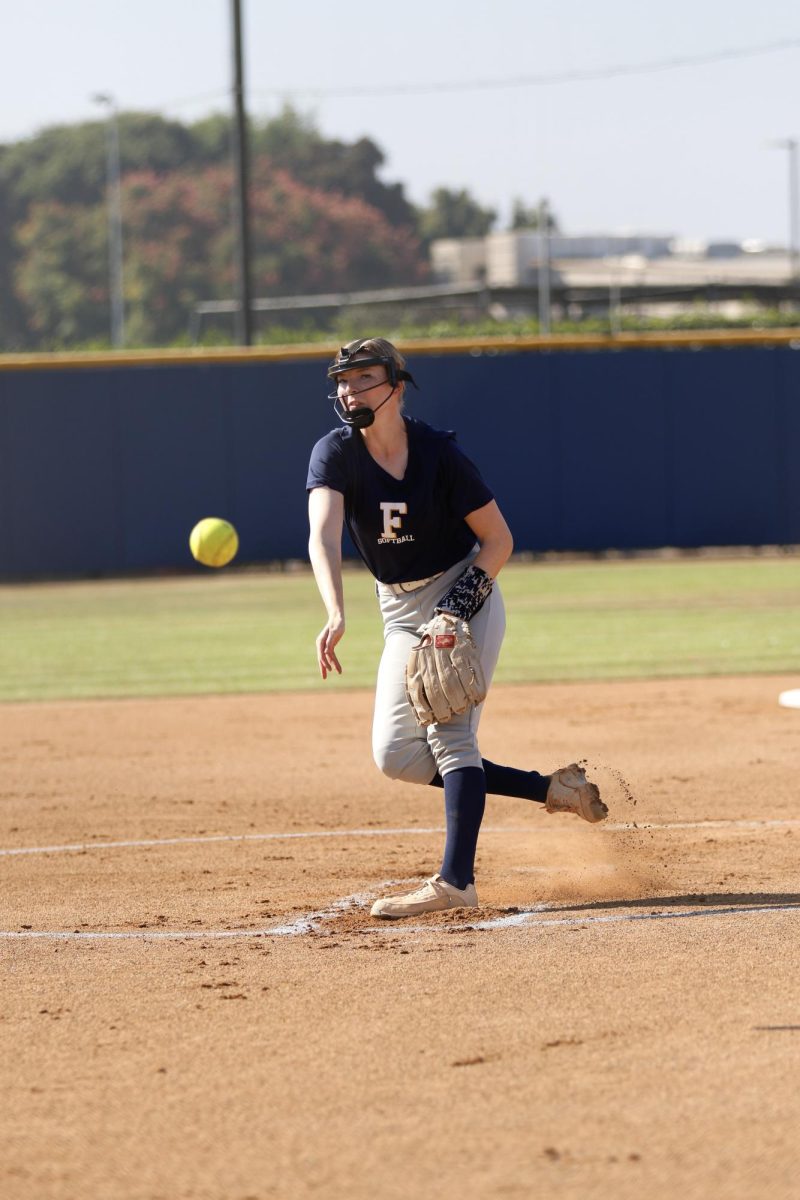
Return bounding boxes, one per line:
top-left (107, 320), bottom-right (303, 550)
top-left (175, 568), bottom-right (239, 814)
top-left (440, 437), bottom-right (495, 518)
top-left (306, 430), bottom-right (349, 495)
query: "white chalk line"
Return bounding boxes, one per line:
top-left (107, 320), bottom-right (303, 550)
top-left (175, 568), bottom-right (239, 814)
top-left (3, 896), bottom-right (799, 942)
top-left (0, 887), bottom-right (386, 942)
top-left (0, 826), bottom-right (446, 858)
top-left (0, 881), bottom-right (414, 942)
top-left (2, 816), bottom-right (798, 860)
top-left (3, 818), bottom-right (798, 943)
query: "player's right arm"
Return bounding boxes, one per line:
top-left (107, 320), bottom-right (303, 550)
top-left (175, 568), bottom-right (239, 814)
top-left (308, 486), bottom-right (346, 679)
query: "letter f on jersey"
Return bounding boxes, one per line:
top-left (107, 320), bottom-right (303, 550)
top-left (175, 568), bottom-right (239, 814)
top-left (379, 502), bottom-right (408, 539)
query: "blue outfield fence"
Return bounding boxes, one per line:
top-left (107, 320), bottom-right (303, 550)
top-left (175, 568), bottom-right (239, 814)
top-left (0, 338), bottom-right (799, 579)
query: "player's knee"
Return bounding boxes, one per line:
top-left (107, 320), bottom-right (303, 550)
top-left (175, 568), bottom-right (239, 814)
top-left (373, 739), bottom-right (434, 785)
top-left (372, 742), bottom-right (412, 780)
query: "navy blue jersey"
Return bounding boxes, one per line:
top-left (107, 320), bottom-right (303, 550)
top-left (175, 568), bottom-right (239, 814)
top-left (307, 416), bottom-right (494, 584)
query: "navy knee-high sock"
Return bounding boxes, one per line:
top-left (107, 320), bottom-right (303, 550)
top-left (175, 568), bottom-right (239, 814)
top-left (439, 767), bottom-right (486, 891)
top-left (431, 759), bottom-right (550, 804)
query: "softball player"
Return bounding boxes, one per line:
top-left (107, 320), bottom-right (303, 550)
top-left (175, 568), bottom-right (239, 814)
top-left (307, 338), bottom-right (607, 919)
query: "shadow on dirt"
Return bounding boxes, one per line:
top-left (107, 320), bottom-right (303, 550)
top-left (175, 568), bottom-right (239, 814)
top-left (543, 892), bottom-right (800, 916)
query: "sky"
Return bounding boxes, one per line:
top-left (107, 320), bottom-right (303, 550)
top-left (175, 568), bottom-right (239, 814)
top-left (2, 0), bottom-right (799, 245)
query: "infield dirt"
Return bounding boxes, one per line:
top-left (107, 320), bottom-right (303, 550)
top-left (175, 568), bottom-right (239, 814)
top-left (1, 675), bottom-right (799, 1199)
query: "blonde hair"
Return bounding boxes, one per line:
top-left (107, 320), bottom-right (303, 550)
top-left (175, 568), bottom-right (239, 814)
top-left (334, 337), bottom-right (407, 375)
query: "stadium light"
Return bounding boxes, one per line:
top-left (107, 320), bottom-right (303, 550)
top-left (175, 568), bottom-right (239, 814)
top-left (92, 93), bottom-right (125, 347)
top-left (230, 0), bottom-right (253, 345)
top-left (538, 197), bottom-right (552, 334)
top-left (768, 137), bottom-right (799, 283)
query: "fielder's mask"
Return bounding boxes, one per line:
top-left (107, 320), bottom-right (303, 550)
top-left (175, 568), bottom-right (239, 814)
top-left (327, 340), bottom-right (418, 429)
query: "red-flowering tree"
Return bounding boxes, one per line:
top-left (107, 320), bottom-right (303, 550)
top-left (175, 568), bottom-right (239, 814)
top-left (15, 200), bottom-right (108, 344)
top-left (248, 160), bottom-right (426, 295)
top-left (15, 159), bottom-right (428, 346)
top-left (4, 110), bottom-right (434, 348)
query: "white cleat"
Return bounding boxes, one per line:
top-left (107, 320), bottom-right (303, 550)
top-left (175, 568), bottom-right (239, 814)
top-left (545, 763), bottom-right (608, 823)
top-left (370, 873), bottom-right (479, 919)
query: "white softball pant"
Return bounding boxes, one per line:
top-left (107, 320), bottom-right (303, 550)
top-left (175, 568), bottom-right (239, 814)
top-left (372, 552), bottom-right (506, 783)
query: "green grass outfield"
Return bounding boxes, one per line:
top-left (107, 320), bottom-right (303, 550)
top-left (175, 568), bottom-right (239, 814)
top-left (1, 556), bottom-right (799, 703)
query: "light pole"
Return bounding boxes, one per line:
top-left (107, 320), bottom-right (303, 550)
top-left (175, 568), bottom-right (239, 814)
top-left (538, 197), bottom-right (552, 335)
top-left (769, 137), bottom-right (799, 285)
top-left (92, 93), bottom-right (125, 347)
top-left (230, 0), bottom-right (253, 345)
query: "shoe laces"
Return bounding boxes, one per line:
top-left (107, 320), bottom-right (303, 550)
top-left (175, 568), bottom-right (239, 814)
top-left (404, 877), bottom-right (441, 901)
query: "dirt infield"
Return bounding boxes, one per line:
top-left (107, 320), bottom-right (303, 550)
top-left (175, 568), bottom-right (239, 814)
top-left (2, 675), bottom-right (799, 1200)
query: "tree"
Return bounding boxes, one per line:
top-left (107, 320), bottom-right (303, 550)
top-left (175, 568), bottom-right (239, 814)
top-left (417, 188), bottom-right (497, 242)
top-left (186, 113), bottom-right (231, 166)
top-left (186, 107), bottom-right (417, 229)
top-left (119, 167), bottom-right (231, 344)
top-left (1, 115), bottom-right (196, 215)
top-left (1, 114), bottom-right (201, 348)
top-left (13, 157), bottom-right (427, 347)
top-left (0, 108), bottom-right (416, 229)
top-left (251, 106), bottom-right (417, 229)
top-left (248, 160), bottom-right (425, 297)
top-left (510, 197), bottom-right (559, 232)
top-left (2, 110), bottom-right (430, 348)
top-left (15, 200), bottom-right (108, 344)
top-left (0, 152), bottom-right (25, 347)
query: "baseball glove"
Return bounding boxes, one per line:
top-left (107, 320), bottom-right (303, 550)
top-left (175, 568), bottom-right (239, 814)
top-left (404, 613), bottom-right (487, 726)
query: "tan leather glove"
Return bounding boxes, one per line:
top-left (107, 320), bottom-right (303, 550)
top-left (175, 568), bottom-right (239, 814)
top-left (404, 613), bottom-right (487, 726)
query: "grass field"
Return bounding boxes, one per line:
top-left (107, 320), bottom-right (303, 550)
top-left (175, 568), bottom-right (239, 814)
top-left (2, 555), bottom-right (798, 703)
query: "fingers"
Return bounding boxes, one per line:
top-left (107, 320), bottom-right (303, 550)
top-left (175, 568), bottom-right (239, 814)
top-left (318, 643), bottom-right (339, 679)
top-left (316, 626), bottom-right (343, 680)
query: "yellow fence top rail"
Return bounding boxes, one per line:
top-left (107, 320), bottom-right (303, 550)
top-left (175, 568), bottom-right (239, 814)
top-left (1, 328), bottom-right (799, 371)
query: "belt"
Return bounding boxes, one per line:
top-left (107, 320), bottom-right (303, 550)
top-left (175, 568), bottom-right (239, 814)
top-left (381, 571), bottom-right (444, 596)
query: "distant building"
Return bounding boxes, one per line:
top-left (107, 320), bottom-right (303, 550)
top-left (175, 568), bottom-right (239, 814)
top-left (430, 229), bottom-right (788, 284)
top-left (427, 237), bottom-right (488, 286)
top-left (432, 230), bottom-right (675, 288)
top-left (193, 230), bottom-right (796, 339)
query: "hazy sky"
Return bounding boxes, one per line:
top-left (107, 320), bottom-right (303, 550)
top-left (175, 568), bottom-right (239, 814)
top-left (2, 0), bottom-right (799, 244)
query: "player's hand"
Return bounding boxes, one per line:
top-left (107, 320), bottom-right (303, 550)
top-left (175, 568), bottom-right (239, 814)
top-left (316, 617), bottom-right (344, 679)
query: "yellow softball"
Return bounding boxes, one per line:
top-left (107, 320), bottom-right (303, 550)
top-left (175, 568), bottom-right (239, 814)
top-left (189, 517), bottom-right (239, 568)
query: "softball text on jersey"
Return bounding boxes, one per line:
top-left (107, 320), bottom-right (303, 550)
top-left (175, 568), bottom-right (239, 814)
top-left (378, 502), bottom-right (412, 543)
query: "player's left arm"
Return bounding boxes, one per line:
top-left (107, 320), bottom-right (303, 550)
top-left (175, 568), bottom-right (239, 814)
top-left (433, 500), bottom-right (513, 623)
top-left (465, 499), bottom-right (514, 579)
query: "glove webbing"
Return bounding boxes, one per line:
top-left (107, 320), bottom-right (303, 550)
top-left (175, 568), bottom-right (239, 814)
top-left (435, 564), bottom-right (493, 623)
